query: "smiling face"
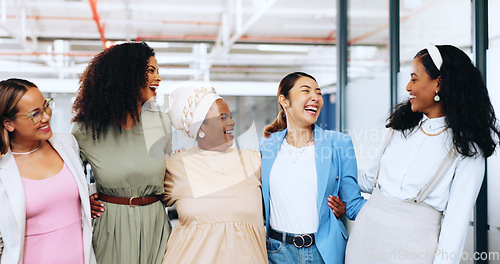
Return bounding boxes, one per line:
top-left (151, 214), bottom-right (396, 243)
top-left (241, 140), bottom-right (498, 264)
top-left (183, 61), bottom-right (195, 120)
top-left (406, 57), bottom-right (443, 118)
top-left (198, 99), bottom-right (235, 151)
top-left (4, 87), bottom-right (52, 144)
top-left (280, 76), bottom-right (323, 129)
top-left (140, 56), bottom-right (161, 103)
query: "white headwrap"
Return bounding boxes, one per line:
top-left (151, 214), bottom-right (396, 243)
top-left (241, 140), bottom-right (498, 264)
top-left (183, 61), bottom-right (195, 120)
top-left (426, 43), bottom-right (443, 70)
top-left (167, 86), bottom-right (222, 139)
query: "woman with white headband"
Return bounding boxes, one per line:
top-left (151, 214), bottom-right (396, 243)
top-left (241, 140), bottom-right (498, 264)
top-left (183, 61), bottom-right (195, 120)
top-left (162, 86), bottom-right (268, 263)
top-left (342, 45), bottom-right (500, 263)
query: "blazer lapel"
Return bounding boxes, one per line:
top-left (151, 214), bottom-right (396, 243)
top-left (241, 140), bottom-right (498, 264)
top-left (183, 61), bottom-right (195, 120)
top-left (314, 126), bottom-right (332, 214)
top-left (0, 151), bottom-right (27, 240)
top-left (260, 129), bottom-right (286, 225)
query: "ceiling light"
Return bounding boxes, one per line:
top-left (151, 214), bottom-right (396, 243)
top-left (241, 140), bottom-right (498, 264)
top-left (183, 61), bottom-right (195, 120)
top-left (257, 45), bottom-right (310, 52)
top-left (284, 24), bottom-right (335, 30)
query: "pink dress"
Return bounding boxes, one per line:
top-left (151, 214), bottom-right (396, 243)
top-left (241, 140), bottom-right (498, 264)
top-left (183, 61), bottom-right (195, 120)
top-left (21, 163), bottom-right (84, 264)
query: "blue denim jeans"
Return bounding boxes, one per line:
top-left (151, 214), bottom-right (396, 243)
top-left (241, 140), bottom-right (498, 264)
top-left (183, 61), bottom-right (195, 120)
top-left (266, 234), bottom-right (325, 264)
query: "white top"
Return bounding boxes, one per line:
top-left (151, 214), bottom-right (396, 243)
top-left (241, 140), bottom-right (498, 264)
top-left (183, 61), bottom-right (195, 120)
top-left (358, 115), bottom-right (485, 264)
top-left (269, 139), bottom-right (318, 234)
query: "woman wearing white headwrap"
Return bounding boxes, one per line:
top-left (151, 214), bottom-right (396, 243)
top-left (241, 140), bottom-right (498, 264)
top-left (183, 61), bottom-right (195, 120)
top-left (162, 86), bottom-right (268, 264)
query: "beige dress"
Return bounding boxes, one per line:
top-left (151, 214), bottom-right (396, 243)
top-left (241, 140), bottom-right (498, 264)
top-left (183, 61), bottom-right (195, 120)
top-left (162, 147), bottom-right (267, 264)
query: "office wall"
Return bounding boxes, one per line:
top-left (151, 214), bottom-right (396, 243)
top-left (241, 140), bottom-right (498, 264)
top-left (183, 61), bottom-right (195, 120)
top-left (487, 46), bottom-right (500, 260)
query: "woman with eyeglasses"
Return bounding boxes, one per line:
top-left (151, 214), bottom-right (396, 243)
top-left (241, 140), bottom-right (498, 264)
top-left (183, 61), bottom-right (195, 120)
top-left (0, 78), bottom-right (95, 264)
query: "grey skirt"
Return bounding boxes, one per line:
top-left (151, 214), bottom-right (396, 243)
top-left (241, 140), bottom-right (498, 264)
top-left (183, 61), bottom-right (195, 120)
top-left (345, 188), bottom-right (442, 264)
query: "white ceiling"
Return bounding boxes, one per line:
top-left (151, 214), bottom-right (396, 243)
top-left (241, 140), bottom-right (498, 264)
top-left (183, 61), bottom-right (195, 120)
top-left (0, 0), bottom-right (498, 93)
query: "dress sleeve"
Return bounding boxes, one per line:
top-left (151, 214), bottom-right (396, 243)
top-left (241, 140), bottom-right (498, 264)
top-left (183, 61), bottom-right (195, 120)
top-left (71, 124), bottom-right (95, 194)
top-left (337, 134), bottom-right (367, 220)
top-left (163, 159), bottom-right (175, 207)
top-left (161, 111), bottom-right (173, 156)
top-left (357, 128), bottom-right (393, 194)
top-left (433, 154), bottom-right (485, 264)
top-left (250, 149), bottom-right (262, 182)
top-left (71, 123), bottom-right (89, 165)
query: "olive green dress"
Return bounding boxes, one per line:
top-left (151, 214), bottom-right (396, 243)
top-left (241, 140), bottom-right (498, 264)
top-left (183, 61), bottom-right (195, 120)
top-left (72, 110), bottom-right (172, 264)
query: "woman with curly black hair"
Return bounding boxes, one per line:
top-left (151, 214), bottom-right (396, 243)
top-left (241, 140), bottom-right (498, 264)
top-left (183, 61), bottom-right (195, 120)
top-left (342, 44), bottom-right (500, 264)
top-left (72, 42), bottom-right (172, 264)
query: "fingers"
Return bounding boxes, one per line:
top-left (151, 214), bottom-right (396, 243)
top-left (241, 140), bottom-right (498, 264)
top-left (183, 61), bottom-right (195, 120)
top-left (327, 196), bottom-right (340, 217)
top-left (327, 195), bottom-right (346, 219)
top-left (91, 207), bottom-right (102, 218)
top-left (89, 193), bottom-right (105, 219)
top-left (328, 195), bottom-right (342, 208)
top-left (168, 149), bottom-right (182, 157)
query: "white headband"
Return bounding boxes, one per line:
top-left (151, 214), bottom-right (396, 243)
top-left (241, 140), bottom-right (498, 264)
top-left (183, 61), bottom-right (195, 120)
top-left (426, 43), bottom-right (443, 70)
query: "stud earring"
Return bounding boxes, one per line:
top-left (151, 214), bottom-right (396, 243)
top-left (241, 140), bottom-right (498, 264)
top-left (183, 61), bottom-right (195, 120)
top-left (198, 131), bottom-right (206, 139)
top-left (434, 91), bottom-right (440, 102)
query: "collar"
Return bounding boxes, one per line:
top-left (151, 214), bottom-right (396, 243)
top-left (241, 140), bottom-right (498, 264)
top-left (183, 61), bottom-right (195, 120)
top-left (421, 114), bottom-right (447, 132)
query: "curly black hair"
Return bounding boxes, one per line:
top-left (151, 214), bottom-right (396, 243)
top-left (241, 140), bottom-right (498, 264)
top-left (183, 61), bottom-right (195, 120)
top-left (72, 42), bottom-right (155, 139)
top-left (387, 45), bottom-right (500, 158)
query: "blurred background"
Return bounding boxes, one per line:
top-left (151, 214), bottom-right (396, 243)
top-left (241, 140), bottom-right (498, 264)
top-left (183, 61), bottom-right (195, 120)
top-left (1, 0), bottom-right (499, 262)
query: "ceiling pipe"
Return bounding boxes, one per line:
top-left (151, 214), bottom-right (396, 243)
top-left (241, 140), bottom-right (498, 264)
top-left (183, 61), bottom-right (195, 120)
top-left (136, 34), bottom-right (336, 45)
top-left (215, 0), bottom-right (278, 56)
top-left (5, 14), bottom-right (222, 26)
top-left (87, 0), bottom-right (107, 48)
top-left (0, 51), bottom-right (98, 57)
top-left (1, 0), bottom-right (6, 23)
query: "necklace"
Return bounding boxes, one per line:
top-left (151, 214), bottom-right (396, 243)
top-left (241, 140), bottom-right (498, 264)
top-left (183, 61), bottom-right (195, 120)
top-left (11, 141), bottom-right (42, 155)
top-left (285, 134), bottom-right (314, 164)
top-left (286, 134), bottom-right (314, 148)
top-left (419, 122), bottom-right (448, 136)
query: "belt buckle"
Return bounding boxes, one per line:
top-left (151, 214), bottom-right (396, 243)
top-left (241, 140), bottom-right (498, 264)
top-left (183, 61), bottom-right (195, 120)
top-left (303, 234), bottom-right (313, 247)
top-left (129, 196), bottom-right (139, 207)
top-left (293, 234), bottom-right (313, 248)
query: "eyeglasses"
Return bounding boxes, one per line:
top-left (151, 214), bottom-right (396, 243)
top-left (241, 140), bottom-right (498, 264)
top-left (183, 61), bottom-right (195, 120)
top-left (15, 98), bottom-right (54, 124)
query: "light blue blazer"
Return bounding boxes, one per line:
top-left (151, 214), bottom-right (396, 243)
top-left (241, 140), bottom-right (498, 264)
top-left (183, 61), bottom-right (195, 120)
top-left (0, 133), bottom-right (96, 264)
top-left (259, 125), bottom-right (366, 264)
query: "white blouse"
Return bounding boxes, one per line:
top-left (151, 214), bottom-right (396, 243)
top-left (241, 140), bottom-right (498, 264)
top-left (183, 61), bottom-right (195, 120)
top-left (269, 139), bottom-right (318, 234)
top-left (358, 115), bottom-right (485, 264)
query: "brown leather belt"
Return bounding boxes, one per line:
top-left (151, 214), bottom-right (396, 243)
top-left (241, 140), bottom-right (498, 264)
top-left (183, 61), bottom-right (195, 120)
top-left (97, 192), bottom-right (161, 207)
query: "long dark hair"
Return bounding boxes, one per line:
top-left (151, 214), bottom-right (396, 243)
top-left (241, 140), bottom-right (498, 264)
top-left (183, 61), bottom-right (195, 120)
top-left (72, 42), bottom-right (155, 139)
top-left (0, 78), bottom-right (37, 155)
top-left (387, 45), bottom-right (500, 157)
top-left (263, 72), bottom-right (317, 137)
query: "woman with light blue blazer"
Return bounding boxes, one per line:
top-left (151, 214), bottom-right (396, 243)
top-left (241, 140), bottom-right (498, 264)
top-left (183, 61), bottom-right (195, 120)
top-left (259, 72), bottom-right (366, 264)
